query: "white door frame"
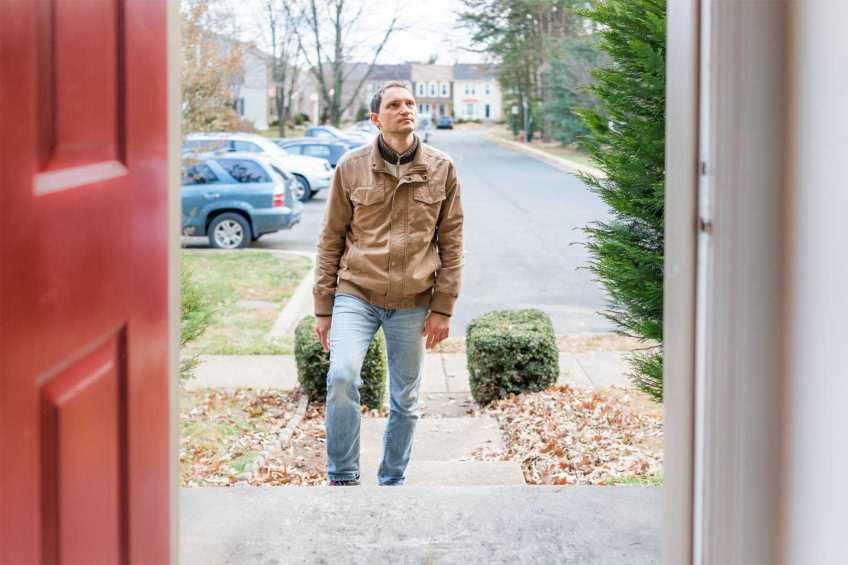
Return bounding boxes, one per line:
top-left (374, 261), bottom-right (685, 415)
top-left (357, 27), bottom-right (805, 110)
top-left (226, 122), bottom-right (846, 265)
top-left (666, 2), bottom-right (848, 563)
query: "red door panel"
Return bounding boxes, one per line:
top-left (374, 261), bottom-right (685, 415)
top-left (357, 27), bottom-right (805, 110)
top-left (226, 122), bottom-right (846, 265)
top-left (1, 1), bottom-right (171, 563)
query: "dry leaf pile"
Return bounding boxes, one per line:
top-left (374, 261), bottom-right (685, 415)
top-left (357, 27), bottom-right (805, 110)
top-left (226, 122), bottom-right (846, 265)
top-left (180, 388), bottom-right (301, 486)
top-left (249, 402), bottom-right (388, 486)
top-left (467, 385), bottom-right (663, 485)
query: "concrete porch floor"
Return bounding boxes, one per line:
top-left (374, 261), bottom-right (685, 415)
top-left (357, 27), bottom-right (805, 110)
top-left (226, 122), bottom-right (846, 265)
top-left (180, 485), bottom-right (661, 564)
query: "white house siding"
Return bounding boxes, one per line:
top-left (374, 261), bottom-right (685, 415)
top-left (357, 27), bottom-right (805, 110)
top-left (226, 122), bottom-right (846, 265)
top-left (452, 79), bottom-right (502, 121)
top-left (235, 49), bottom-right (271, 130)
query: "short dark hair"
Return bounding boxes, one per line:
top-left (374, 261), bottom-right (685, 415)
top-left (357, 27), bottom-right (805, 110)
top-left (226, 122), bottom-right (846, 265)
top-left (370, 81), bottom-right (414, 114)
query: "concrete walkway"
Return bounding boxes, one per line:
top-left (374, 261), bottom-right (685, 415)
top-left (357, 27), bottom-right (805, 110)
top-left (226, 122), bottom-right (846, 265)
top-left (180, 485), bottom-right (661, 564)
top-left (184, 350), bottom-right (633, 391)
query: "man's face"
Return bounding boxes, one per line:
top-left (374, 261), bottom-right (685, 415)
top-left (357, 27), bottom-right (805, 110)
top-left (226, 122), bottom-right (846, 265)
top-left (371, 87), bottom-right (416, 135)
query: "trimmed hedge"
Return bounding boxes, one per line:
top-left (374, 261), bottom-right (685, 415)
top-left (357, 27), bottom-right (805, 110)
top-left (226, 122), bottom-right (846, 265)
top-left (293, 316), bottom-right (387, 410)
top-left (466, 309), bottom-right (560, 406)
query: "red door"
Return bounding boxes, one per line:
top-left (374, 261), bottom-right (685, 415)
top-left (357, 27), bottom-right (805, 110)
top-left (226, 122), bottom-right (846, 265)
top-left (1, 1), bottom-right (171, 563)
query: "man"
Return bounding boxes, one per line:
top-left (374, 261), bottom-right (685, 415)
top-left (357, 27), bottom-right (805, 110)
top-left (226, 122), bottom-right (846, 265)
top-left (313, 81), bottom-right (464, 486)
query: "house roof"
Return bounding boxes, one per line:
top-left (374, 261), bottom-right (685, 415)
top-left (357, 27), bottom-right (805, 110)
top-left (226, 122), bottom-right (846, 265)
top-left (367, 64), bottom-right (412, 81)
top-left (453, 63), bottom-right (498, 80)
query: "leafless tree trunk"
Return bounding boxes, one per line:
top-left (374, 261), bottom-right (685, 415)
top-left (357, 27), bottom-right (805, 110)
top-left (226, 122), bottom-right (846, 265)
top-left (290, 0), bottom-right (401, 126)
top-left (260, 0), bottom-right (302, 138)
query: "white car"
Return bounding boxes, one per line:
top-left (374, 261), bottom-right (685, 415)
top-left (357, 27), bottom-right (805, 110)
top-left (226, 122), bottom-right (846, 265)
top-left (183, 132), bottom-right (333, 202)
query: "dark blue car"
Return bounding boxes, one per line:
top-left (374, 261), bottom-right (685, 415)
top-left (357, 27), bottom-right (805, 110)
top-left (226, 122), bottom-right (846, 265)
top-left (274, 138), bottom-right (349, 168)
top-left (181, 153), bottom-right (303, 249)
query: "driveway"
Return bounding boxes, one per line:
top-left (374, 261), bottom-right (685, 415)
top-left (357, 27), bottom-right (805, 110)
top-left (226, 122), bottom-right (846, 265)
top-left (183, 128), bottom-right (614, 336)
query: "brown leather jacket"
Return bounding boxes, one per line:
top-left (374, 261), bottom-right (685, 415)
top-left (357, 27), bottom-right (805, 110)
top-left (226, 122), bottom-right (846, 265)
top-left (313, 135), bottom-right (464, 317)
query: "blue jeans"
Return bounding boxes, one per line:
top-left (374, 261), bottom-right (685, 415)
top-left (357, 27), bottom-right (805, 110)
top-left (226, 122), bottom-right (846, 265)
top-left (325, 292), bottom-right (429, 485)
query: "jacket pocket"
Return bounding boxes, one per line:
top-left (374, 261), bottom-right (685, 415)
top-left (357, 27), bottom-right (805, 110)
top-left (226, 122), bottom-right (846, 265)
top-left (412, 184), bottom-right (446, 205)
top-left (411, 184), bottom-right (446, 234)
top-left (350, 185), bottom-right (385, 205)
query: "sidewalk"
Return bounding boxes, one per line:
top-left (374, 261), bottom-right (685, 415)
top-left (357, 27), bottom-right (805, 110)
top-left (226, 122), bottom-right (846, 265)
top-left (184, 350), bottom-right (633, 391)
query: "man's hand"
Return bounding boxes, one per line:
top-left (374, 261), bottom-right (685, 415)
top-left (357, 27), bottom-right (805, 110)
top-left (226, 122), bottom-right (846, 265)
top-left (315, 316), bottom-right (332, 352)
top-left (421, 312), bottom-right (450, 351)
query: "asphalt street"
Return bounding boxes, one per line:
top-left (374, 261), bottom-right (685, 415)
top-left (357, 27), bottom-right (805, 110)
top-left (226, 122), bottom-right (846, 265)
top-left (184, 128), bottom-right (615, 336)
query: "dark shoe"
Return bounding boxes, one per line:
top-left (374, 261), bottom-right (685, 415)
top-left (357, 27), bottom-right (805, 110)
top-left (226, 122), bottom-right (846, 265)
top-left (328, 478), bottom-right (360, 486)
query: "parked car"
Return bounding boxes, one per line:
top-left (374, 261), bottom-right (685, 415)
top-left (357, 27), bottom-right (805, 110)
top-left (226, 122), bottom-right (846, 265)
top-left (274, 138), bottom-right (349, 168)
top-left (436, 115), bottom-right (454, 130)
top-left (417, 115), bottom-right (432, 143)
top-left (181, 153), bottom-right (303, 249)
top-left (345, 120), bottom-right (380, 139)
top-left (182, 132), bottom-right (332, 202)
top-left (304, 125), bottom-right (368, 148)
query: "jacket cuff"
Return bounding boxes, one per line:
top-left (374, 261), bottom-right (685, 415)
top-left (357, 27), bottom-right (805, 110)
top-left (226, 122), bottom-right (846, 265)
top-left (429, 292), bottom-right (457, 317)
top-left (314, 293), bottom-right (335, 317)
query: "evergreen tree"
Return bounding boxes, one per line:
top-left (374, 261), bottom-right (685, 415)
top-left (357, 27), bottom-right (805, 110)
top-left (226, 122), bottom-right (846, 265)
top-left (542, 35), bottom-right (606, 146)
top-left (575, 0), bottom-right (666, 400)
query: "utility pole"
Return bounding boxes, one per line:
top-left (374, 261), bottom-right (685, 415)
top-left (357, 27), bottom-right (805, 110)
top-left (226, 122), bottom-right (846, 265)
top-left (522, 98), bottom-right (530, 142)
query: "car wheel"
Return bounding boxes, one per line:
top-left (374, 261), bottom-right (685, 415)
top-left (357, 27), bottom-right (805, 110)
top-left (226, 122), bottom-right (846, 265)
top-left (293, 174), bottom-right (312, 202)
top-left (208, 213), bottom-right (251, 249)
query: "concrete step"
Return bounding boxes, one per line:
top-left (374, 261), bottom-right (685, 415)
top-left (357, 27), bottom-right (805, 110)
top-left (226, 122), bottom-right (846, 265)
top-left (356, 416), bottom-right (523, 486)
top-left (360, 416), bottom-right (503, 461)
top-left (180, 485), bottom-right (661, 565)
top-left (358, 459), bottom-right (526, 486)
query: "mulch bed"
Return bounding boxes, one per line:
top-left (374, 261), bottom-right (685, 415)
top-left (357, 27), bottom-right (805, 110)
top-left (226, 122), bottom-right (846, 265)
top-left (466, 385), bottom-right (663, 485)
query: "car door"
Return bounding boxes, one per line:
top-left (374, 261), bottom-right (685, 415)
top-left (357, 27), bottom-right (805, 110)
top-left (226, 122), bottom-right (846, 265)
top-left (214, 157), bottom-right (273, 211)
top-left (181, 161), bottom-right (222, 235)
top-left (301, 144), bottom-right (332, 165)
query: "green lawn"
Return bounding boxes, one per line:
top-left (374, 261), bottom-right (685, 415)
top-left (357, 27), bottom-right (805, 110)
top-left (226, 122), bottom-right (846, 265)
top-left (181, 249), bottom-right (311, 355)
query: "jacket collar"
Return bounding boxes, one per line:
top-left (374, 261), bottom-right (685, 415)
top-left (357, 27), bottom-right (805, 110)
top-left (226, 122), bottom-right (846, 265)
top-left (370, 133), bottom-right (429, 179)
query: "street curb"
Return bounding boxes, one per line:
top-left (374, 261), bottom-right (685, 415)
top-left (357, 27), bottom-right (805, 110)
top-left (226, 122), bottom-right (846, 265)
top-left (486, 133), bottom-right (606, 180)
top-left (268, 251), bottom-right (316, 339)
top-left (237, 391), bottom-right (310, 483)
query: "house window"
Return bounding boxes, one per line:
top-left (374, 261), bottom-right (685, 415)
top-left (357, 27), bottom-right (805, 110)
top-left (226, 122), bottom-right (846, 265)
top-left (471, 84), bottom-right (477, 95)
top-left (429, 82), bottom-right (437, 96)
top-left (466, 103), bottom-right (475, 116)
top-left (485, 82), bottom-right (491, 95)
top-left (441, 82), bottom-right (448, 97)
top-left (418, 83), bottom-right (426, 96)
top-left (464, 84), bottom-right (470, 95)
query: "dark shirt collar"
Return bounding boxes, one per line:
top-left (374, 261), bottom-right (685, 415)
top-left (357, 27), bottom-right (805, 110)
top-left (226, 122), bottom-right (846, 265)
top-left (377, 133), bottom-right (419, 165)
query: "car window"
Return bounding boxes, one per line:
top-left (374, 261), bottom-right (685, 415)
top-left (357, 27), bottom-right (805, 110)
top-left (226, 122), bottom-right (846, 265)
top-left (232, 140), bottom-right (263, 153)
top-left (216, 158), bottom-right (271, 183)
top-left (302, 145), bottom-right (331, 158)
top-left (285, 144), bottom-right (303, 154)
top-left (183, 139), bottom-right (227, 152)
top-left (181, 162), bottom-right (220, 185)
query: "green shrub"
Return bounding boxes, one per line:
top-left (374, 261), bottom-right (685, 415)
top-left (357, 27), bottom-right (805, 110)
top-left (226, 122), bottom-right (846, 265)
top-left (293, 316), bottom-right (387, 410)
top-left (466, 309), bottom-right (559, 406)
top-left (180, 262), bottom-right (214, 381)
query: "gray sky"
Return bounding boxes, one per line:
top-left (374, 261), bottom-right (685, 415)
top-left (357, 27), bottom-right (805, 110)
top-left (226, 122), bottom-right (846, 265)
top-left (230, 0), bottom-right (487, 65)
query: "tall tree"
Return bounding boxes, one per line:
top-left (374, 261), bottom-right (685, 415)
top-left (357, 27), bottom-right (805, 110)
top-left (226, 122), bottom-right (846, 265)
top-left (180, 0), bottom-right (245, 133)
top-left (258, 0), bottom-right (302, 137)
top-left (289, 0), bottom-right (401, 126)
top-left (575, 0), bottom-right (666, 400)
top-left (459, 0), bottom-right (586, 139)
